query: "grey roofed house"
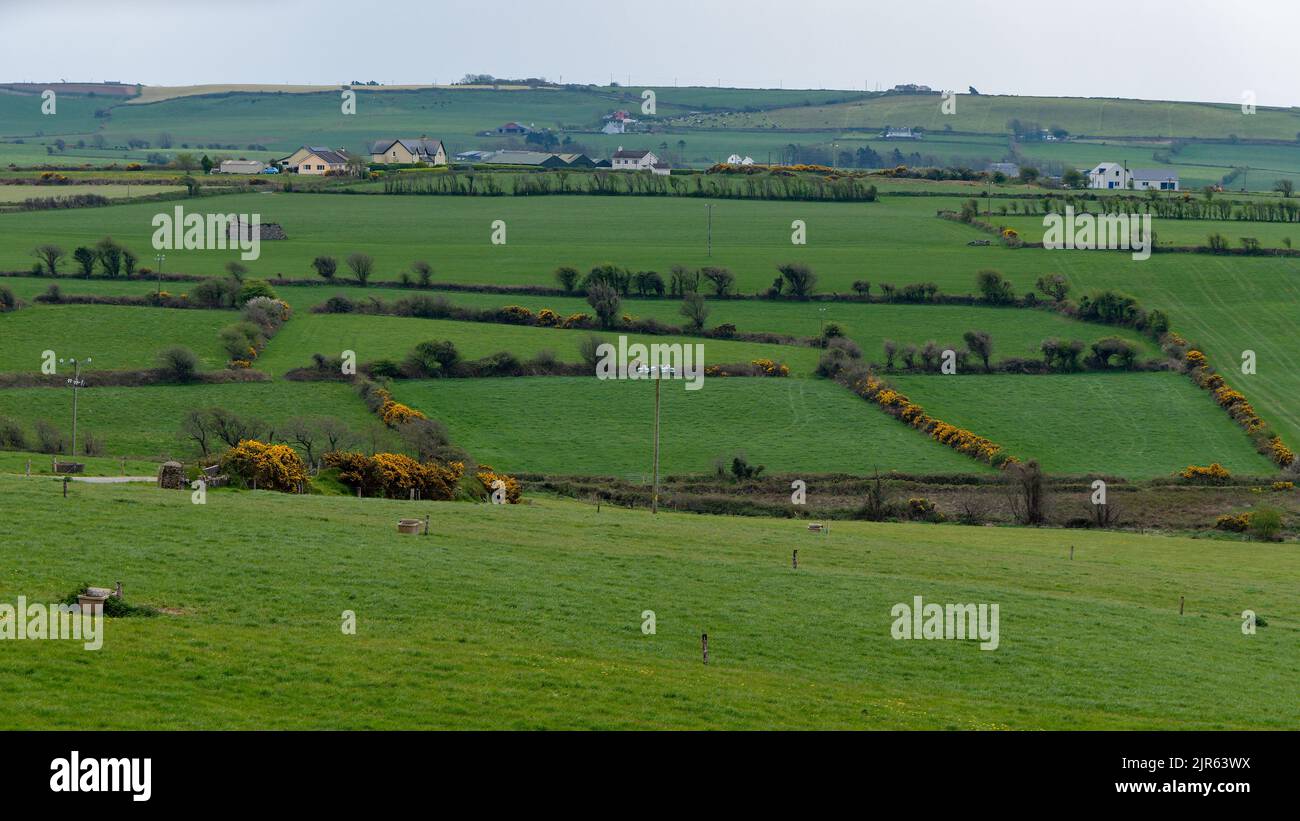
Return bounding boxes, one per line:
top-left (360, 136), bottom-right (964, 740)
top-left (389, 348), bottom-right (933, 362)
top-left (612, 148), bottom-right (652, 159)
top-left (368, 137), bottom-right (446, 163)
top-left (309, 147), bottom-right (350, 165)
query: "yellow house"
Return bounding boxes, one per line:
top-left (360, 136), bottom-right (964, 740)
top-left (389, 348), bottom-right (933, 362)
top-left (368, 138), bottom-right (447, 165)
top-left (276, 145), bottom-right (350, 175)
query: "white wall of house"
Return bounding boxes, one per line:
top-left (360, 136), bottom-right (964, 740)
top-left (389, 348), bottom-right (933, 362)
top-left (1088, 163), bottom-right (1130, 189)
top-left (612, 149), bottom-right (658, 170)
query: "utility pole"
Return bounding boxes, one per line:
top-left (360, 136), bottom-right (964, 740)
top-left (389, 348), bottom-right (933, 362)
top-left (60, 357), bottom-right (90, 461)
top-left (637, 365), bottom-right (676, 514)
top-left (154, 253), bottom-right (165, 296)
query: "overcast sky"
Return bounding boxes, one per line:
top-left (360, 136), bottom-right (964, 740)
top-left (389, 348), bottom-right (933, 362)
top-left (3, 0), bottom-right (1297, 107)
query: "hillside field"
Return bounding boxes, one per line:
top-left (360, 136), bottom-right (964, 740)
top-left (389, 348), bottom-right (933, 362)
top-left (0, 476), bottom-right (1294, 730)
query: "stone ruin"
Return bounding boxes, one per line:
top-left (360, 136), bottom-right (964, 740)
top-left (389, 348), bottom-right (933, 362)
top-left (228, 219), bottom-right (287, 241)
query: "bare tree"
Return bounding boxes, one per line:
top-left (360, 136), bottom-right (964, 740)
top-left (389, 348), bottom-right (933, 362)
top-left (32, 244), bottom-right (65, 275)
top-left (180, 410), bottom-right (214, 457)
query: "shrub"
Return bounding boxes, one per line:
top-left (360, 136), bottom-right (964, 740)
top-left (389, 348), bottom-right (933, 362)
top-left (976, 269), bottom-right (1014, 303)
top-left (347, 252), bottom-right (374, 285)
top-left (1180, 463), bottom-right (1231, 484)
top-left (219, 322), bottom-right (264, 361)
top-left (156, 346), bottom-right (200, 382)
top-left (477, 465), bottom-right (522, 503)
top-left (0, 286), bottom-right (16, 313)
top-left (312, 255), bottom-right (338, 280)
top-left (579, 335), bottom-right (608, 371)
top-left (1214, 513), bottom-right (1250, 532)
top-left (554, 266), bottom-right (579, 292)
top-left (851, 280), bottom-right (871, 297)
top-left (701, 266), bottom-right (735, 296)
top-left (236, 279), bottom-right (277, 305)
top-left (1249, 508), bottom-right (1283, 541)
top-left (1272, 481), bottom-right (1295, 491)
top-left (72, 246), bottom-right (96, 275)
top-left (0, 416), bottom-right (27, 449)
top-left (221, 439), bottom-right (310, 492)
top-left (404, 340), bottom-right (459, 377)
top-left (321, 294), bottom-right (356, 314)
top-left (679, 292), bottom-right (709, 331)
top-left (776, 262), bottom-right (817, 298)
top-left (192, 277), bottom-right (238, 308)
top-left (586, 282), bottom-right (622, 329)
top-left (324, 450), bottom-right (464, 500)
top-left (35, 419), bottom-right (66, 454)
top-left (411, 260), bottom-right (433, 287)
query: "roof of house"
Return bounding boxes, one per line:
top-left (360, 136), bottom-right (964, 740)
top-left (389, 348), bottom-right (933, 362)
top-left (298, 146), bottom-right (349, 164)
top-left (612, 149), bottom-right (652, 159)
top-left (369, 138), bottom-right (444, 158)
top-left (483, 150), bottom-right (566, 166)
top-left (1131, 169), bottom-right (1178, 181)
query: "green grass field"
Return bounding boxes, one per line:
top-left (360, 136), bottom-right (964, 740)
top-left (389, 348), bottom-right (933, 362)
top-left (891, 373), bottom-right (1277, 478)
top-left (0, 304), bottom-right (233, 373)
top-left (0, 475), bottom-right (1294, 729)
top-left (0, 184), bottom-right (185, 203)
top-left (392, 376), bottom-right (984, 478)
top-left (0, 382), bottom-right (374, 460)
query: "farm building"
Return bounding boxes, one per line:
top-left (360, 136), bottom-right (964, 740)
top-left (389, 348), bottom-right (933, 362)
top-left (217, 159), bottom-right (267, 174)
top-left (369, 138), bottom-right (447, 166)
top-left (494, 122), bottom-right (532, 135)
top-left (881, 126), bottom-right (920, 140)
top-left (726, 154), bottom-right (755, 165)
top-left (1087, 163), bottom-right (1178, 190)
top-left (986, 162), bottom-right (1020, 178)
top-left (1131, 169), bottom-right (1179, 191)
top-left (276, 146), bottom-right (350, 175)
top-left (611, 148), bottom-right (659, 171)
top-left (475, 151), bottom-right (597, 168)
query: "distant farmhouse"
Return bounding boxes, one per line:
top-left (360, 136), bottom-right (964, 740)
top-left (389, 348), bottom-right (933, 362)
top-left (1087, 162), bottom-right (1179, 191)
top-left (601, 110), bottom-right (638, 134)
top-left (369, 137), bottom-right (447, 166)
top-left (726, 154), bottom-right (755, 165)
top-left (494, 122), bottom-right (532, 136)
top-left (986, 162), bottom-right (1020, 178)
top-left (881, 126), bottom-right (920, 140)
top-left (276, 145), bottom-right (350, 175)
top-left (217, 159), bottom-right (267, 174)
top-left (891, 84), bottom-right (932, 93)
top-left (612, 148), bottom-right (669, 174)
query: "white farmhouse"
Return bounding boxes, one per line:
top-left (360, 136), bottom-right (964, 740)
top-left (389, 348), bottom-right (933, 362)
top-left (1088, 162), bottom-right (1130, 189)
top-left (611, 147), bottom-right (658, 171)
top-left (1088, 162), bottom-right (1179, 191)
top-left (726, 154), bottom-right (755, 165)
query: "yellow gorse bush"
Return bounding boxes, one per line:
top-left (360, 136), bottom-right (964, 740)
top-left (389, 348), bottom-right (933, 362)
top-left (221, 439), bottom-right (310, 492)
top-left (475, 464), bottom-right (522, 504)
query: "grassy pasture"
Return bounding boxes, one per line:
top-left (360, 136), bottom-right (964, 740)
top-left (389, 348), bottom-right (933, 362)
top-left (0, 184), bottom-right (185, 203)
top-left (0, 476), bottom-right (1295, 729)
top-left (392, 376), bottom-right (984, 478)
top-left (686, 93), bottom-right (1300, 141)
top-left (2, 191), bottom-right (1296, 453)
top-left (892, 373), bottom-right (1277, 479)
top-left (0, 304), bottom-right (233, 373)
top-left (0, 382), bottom-right (373, 460)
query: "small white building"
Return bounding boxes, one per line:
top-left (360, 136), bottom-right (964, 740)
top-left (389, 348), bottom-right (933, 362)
top-left (218, 159), bottom-right (266, 174)
top-left (611, 147), bottom-right (658, 171)
top-left (726, 154), bottom-right (755, 165)
top-left (1131, 169), bottom-right (1179, 191)
top-left (1088, 163), bottom-right (1179, 191)
top-left (1087, 162), bottom-right (1130, 189)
